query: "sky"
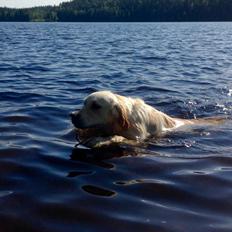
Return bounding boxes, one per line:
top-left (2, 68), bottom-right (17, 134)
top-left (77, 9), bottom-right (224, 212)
top-left (0, 0), bottom-right (71, 8)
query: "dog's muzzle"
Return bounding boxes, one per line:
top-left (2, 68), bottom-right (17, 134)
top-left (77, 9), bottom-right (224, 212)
top-left (70, 111), bottom-right (85, 129)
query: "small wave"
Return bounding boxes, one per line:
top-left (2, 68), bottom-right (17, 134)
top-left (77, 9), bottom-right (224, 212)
top-left (114, 178), bottom-right (172, 186)
top-left (0, 91), bottom-right (47, 102)
top-left (128, 85), bottom-right (179, 94)
top-left (0, 191), bottom-right (13, 198)
top-left (228, 89), bottom-right (232, 96)
top-left (2, 115), bottom-right (33, 123)
top-left (67, 170), bottom-right (94, 178)
top-left (149, 139), bottom-right (195, 150)
top-left (140, 55), bottom-right (168, 61)
top-left (20, 64), bottom-right (50, 72)
top-left (216, 103), bottom-right (227, 112)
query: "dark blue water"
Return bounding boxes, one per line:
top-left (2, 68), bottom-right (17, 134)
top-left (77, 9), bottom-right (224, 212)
top-left (0, 22), bottom-right (232, 232)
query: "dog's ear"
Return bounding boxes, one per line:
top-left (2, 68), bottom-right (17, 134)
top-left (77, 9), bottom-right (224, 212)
top-left (114, 104), bottom-right (130, 130)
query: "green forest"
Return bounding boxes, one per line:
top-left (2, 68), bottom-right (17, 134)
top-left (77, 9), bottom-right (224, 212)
top-left (0, 0), bottom-right (231, 22)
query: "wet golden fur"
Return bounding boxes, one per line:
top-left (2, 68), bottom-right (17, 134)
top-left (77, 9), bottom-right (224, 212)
top-left (71, 91), bottom-right (225, 148)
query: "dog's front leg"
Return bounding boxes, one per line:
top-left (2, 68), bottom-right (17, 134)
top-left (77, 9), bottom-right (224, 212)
top-left (80, 135), bottom-right (139, 149)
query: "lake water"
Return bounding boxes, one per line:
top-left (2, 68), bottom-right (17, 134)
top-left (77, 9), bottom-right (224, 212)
top-left (0, 22), bottom-right (232, 232)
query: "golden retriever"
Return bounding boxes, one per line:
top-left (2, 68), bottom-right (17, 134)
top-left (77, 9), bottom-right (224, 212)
top-left (70, 91), bottom-right (225, 148)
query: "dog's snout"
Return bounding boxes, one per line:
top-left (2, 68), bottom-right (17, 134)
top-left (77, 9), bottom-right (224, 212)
top-left (70, 111), bottom-right (84, 128)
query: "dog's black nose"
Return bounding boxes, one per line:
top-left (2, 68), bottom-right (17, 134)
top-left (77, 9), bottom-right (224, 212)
top-left (69, 112), bottom-right (76, 118)
top-left (70, 111), bottom-right (83, 128)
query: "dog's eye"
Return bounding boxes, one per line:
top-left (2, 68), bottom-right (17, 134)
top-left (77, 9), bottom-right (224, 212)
top-left (91, 102), bottom-right (101, 110)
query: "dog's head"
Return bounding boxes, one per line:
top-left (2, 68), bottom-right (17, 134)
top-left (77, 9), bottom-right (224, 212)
top-left (70, 91), bottom-right (130, 132)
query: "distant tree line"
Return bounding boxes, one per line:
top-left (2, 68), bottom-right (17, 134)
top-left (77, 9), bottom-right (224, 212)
top-left (0, 0), bottom-right (232, 22)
